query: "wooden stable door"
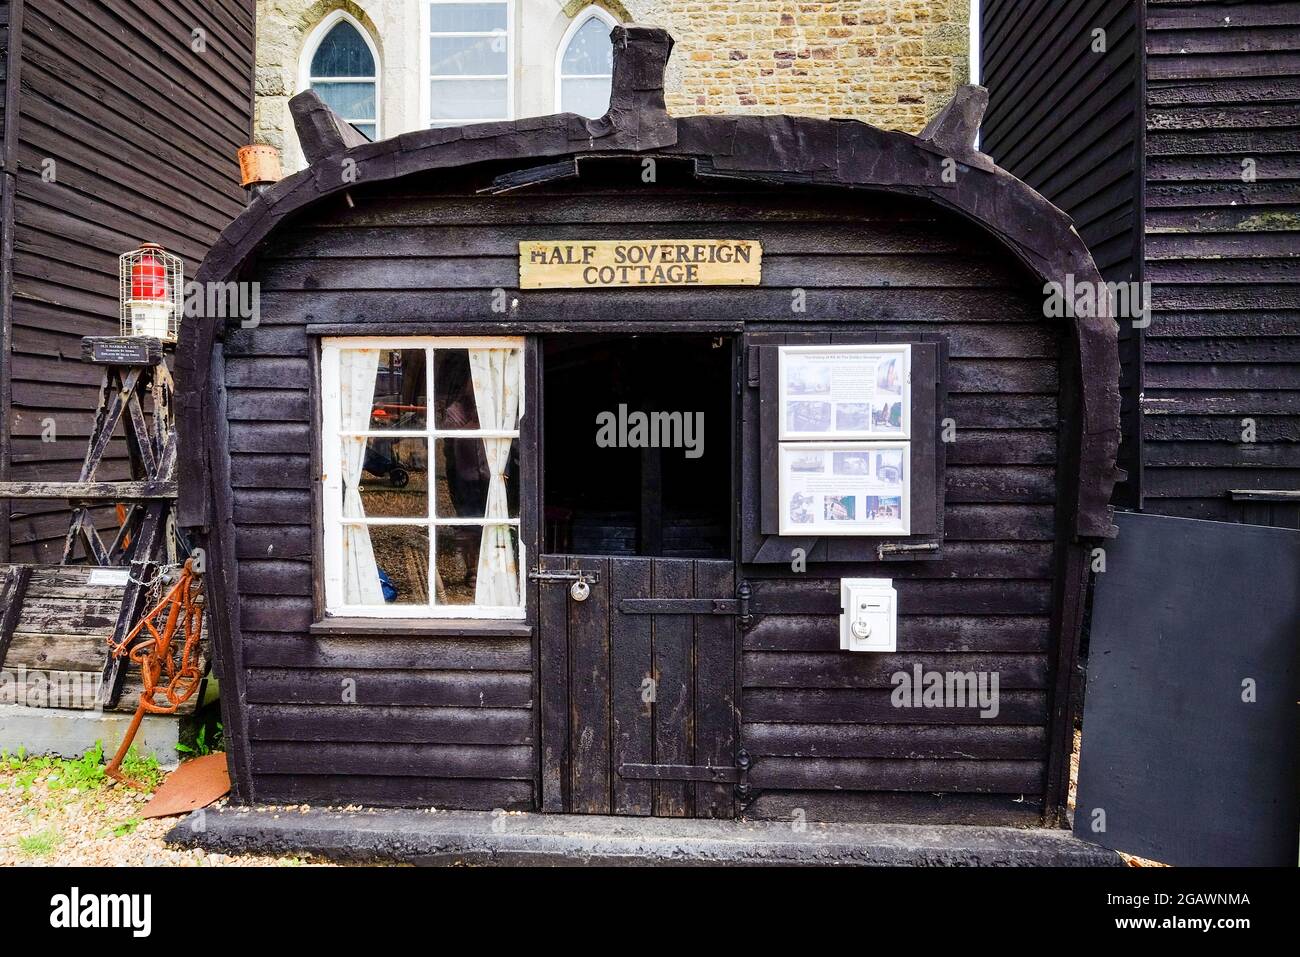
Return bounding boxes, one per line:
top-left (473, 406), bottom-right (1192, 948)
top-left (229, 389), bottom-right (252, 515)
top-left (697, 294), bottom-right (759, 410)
top-left (536, 555), bottom-right (739, 818)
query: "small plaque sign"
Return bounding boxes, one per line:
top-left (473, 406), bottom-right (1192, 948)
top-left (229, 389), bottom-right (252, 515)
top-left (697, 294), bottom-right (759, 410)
top-left (519, 239), bottom-right (762, 289)
top-left (83, 337), bottom-right (160, 366)
top-left (88, 568), bottom-right (131, 586)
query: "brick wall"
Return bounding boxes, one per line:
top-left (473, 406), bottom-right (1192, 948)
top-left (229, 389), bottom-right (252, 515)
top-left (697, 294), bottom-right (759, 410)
top-left (639, 0), bottom-right (970, 131)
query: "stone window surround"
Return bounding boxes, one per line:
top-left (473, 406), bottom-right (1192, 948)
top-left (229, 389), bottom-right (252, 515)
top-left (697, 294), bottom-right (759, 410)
top-left (298, 9), bottom-right (383, 140)
top-left (554, 5), bottom-right (618, 117)
top-left (274, 1), bottom-right (631, 172)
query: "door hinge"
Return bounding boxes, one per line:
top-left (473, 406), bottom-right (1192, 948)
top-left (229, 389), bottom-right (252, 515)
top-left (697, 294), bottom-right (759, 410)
top-left (618, 763), bottom-right (742, 784)
top-left (619, 750), bottom-right (754, 801)
top-left (618, 598), bottom-right (735, 615)
top-left (616, 580), bottom-right (752, 627)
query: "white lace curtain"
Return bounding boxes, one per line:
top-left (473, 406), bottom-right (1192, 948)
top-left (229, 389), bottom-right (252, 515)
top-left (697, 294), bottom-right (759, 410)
top-left (468, 348), bottom-right (521, 606)
top-left (340, 349), bottom-right (384, 605)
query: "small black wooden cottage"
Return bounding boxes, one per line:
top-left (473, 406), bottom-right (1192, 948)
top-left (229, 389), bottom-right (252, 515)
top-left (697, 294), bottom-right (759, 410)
top-left (177, 26), bottom-right (1120, 825)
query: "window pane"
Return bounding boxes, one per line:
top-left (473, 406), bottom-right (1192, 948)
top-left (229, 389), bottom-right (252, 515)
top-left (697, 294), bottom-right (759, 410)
top-left (429, 78), bottom-right (507, 120)
top-left (360, 437), bottom-right (428, 517)
top-left (368, 525), bottom-right (430, 604)
top-left (434, 347), bottom-right (522, 431)
top-left (370, 349), bottom-right (427, 430)
top-left (435, 525), bottom-right (480, 605)
top-left (429, 35), bottom-right (507, 76)
top-left (352, 123), bottom-right (377, 141)
top-left (562, 18), bottom-right (613, 74)
top-left (435, 437), bottom-right (518, 518)
top-left (311, 21), bottom-right (375, 77)
top-left (436, 525), bottom-right (519, 606)
top-left (312, 80), bottom-right (376, 120)
top-left (561, 77), bottom-right (612, 118)
top-left (434, 349), bottom-right (478, 429)
top-left (430, 2), bottom-right (507, 32)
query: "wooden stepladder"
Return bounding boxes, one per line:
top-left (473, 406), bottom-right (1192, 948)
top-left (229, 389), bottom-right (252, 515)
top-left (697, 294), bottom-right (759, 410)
top-left (0, 335), bottom-right (179, 708)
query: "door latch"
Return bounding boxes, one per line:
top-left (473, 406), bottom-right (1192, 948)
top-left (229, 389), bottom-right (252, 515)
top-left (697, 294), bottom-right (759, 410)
top-left (528, 568), bottom-right (600, 601)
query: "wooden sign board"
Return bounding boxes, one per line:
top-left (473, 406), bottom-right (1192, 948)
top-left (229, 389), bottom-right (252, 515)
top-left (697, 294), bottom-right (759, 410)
top-left (520, 240), bottom-right (762, 289)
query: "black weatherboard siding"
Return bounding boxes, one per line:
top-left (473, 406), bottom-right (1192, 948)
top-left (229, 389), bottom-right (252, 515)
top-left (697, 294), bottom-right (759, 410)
top-left (980, 0), bottom-right (1145, 507)
top-left (1143, 0), bottom-right (1300, 526)
top-left (0, 0), bottom-right (257, 562)
top-left (177, 27), bottom-right (1120, 822)
top-left (231, 177), bottom-right (1063, 817)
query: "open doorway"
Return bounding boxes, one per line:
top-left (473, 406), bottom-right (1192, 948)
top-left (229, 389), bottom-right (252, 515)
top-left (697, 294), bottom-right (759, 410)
top-left (542, 334), bottom-right (733, 559)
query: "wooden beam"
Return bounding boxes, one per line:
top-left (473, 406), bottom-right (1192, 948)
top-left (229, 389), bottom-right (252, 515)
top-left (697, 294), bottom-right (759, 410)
top-left (1229, 490), bottom-right (1300, 502)
top-left (918, 85), bottom-right (992, 166)
top-left (0, 480), bottom-right (178, 500)
top-left (289, 89), bottom-right (372, 164)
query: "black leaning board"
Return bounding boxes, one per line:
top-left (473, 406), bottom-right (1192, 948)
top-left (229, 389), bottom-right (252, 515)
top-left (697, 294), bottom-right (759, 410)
top-left (1075, 511), bottom-right (1300, 866)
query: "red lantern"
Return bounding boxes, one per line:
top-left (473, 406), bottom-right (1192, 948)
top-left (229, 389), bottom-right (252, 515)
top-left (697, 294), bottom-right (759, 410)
top-left (131, 250), bottom-right (168, 301)
top-left (120, 242), bottom-right (183, 341)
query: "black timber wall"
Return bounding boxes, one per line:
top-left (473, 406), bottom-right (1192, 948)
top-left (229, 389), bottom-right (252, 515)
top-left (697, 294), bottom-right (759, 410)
top-left (1142, 0), bottom-right (1300, 525)
top-left (223, 167), bottom-right (1066, 823)
top-left (980, 0), bottom-right (1145, 507)
top-left (0, 0), bottom-right (15, 562)
top-left (0, 0), bottom-right (256, 562)
top-left (0, 1), bottom-right (10, 151)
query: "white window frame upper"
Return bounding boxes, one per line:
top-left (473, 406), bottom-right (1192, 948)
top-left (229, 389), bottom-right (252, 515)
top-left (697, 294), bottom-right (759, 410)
top-left (298, 10), bottom-right (382, 140)
top-left (421, 0), bottom-right (515, 128)
top-left (320, 336), bottom-right (526, 620)
top-left (554, 5), bottom-right (618, 117)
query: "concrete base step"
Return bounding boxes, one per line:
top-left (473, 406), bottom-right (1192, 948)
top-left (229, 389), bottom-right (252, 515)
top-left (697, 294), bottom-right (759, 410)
top-left (165, 806), bottom-right (1122, 866)
top-left (0, 703), bottom-right (180, 769)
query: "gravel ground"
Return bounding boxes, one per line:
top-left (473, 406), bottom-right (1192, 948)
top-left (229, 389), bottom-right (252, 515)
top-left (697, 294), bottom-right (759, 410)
top-left (0, 726), bottom-right (1161, 867)
top-left (0, 757), bottom-right (336, 867)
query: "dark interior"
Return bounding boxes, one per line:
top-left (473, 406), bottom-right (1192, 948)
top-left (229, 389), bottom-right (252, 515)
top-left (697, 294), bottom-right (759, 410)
top-left (543, 334), bottom-right (733, 558)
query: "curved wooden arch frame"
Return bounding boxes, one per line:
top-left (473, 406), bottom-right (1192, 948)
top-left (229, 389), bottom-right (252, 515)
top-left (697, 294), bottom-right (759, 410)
top-left (178, 25), bottom-right (1120, 541)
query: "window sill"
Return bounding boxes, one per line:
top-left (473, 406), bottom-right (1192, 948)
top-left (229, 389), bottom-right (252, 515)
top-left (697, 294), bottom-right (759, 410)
top-left (309, 617), bottom-right (533, 638)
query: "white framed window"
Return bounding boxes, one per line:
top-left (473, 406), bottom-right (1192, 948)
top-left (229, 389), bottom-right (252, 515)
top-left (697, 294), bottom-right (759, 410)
top-left (422, 0), bottom-right (513, 127)
top-left (320, 337), bottom-right (525, 619)
top-left (556, 7), bottom-right (616, 118)
top-left (300, 11), bottom-right (380, 141)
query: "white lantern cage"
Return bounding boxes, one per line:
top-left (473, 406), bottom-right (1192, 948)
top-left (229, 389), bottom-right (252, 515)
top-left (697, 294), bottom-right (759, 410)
top-left (120, 243), bottom-right (184, 342)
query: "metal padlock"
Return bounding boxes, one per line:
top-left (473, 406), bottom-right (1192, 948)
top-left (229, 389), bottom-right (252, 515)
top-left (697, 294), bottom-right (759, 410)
top-left (570, 578), bottom-right (591, 602)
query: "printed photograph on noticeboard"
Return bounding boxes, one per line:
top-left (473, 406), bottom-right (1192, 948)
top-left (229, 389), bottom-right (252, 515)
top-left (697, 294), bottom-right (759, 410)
top-left (778, 441), bottom-right (911, 536)
top-left (778, 343), bottom-right (910, 440)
